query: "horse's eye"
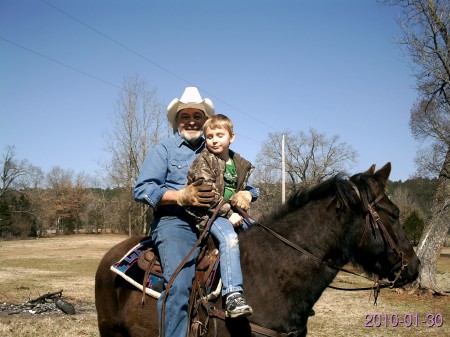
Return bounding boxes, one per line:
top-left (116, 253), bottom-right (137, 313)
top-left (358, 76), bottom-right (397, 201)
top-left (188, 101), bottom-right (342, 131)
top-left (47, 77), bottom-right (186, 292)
top-left (391, 209), bottom-right (400, 220)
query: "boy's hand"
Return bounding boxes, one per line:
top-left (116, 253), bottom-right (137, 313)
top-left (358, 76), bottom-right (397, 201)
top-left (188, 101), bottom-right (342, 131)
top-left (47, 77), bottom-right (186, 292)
top-left (229, 191), bottom-right (252, 211)
top-left (228, 213), bottom-right (243, 227)
top-left (177, 180), bottom-right (216, 207)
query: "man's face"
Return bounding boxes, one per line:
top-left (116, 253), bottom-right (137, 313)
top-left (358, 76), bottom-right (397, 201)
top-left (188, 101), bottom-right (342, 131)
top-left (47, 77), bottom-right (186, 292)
top-left (176, 108), bottom-right (207, 142)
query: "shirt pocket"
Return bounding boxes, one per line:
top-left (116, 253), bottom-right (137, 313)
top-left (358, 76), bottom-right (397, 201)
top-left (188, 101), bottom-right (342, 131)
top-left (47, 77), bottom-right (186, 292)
top-left (168, 159), bottom-right (189, 184)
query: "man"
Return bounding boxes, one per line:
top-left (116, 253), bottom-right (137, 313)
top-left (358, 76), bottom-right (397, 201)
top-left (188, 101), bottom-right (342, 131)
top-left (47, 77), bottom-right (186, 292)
top-left (134, 87), bottom-right (258, 337)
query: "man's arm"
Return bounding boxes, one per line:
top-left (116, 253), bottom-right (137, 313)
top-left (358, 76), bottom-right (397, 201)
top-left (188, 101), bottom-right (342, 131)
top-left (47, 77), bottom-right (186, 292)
top-left (158, 190), bottom-right (179, 206)
top-left (134, 145), bottom-right (170, 207)
top-left (135, 144), bottom-right (215, 208)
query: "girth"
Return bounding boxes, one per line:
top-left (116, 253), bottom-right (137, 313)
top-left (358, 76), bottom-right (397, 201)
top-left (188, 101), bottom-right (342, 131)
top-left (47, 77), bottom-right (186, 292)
top-left (204, 306), bottom-right (303, 337)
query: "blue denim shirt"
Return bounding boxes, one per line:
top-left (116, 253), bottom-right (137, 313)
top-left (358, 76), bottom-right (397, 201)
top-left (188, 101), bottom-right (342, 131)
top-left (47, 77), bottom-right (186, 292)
top-left (134, 132), bottom-right (259, 214)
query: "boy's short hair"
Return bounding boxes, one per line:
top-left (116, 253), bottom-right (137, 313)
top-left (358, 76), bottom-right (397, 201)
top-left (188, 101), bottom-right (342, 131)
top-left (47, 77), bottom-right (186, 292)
top-left (203, 114), bottom-right (234, 135)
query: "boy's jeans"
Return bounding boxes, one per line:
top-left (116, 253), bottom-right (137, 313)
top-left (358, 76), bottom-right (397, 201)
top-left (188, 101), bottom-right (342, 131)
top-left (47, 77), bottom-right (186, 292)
top-left (209, 216), bottom-right (251, 296)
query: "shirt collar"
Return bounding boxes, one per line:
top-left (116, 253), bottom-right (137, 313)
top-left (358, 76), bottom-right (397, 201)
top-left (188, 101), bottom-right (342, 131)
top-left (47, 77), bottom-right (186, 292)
top-left (174, 131), bottom-right (205, 150)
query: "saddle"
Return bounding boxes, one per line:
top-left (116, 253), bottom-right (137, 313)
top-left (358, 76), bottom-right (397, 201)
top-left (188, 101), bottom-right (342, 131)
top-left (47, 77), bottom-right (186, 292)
top-left (137, 236), bottom-right (221, 309)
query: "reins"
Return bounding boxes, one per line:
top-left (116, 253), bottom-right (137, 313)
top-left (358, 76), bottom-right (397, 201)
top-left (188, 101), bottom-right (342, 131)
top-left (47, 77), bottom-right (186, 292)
top-left (235, 179), bottom-right (408, 304)
top-left (236, 206), bottom-right (393, 294)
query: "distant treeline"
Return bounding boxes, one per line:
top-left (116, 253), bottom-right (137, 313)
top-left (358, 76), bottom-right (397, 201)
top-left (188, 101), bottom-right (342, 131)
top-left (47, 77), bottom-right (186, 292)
top-left (0, 178), bottom-right (440, 240)
top-left (388, 178), bottom-right (438, 220)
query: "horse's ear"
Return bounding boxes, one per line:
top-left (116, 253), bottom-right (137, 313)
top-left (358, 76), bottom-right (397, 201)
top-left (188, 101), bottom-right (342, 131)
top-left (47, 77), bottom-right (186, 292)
top-left (374, 162), bottom-right (391, 185)
top-left (364, 164), bottom-right (376, 175)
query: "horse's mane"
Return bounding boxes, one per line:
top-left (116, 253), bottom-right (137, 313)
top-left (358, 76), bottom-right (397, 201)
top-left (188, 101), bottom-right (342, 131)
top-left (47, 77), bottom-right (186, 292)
top-left (261, 173), bottom-right (356, 224)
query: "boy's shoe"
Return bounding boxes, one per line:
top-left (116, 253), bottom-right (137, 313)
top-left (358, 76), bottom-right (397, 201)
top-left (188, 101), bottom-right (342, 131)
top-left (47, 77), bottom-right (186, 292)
top-left (225, 292), bottom-right (253, 318)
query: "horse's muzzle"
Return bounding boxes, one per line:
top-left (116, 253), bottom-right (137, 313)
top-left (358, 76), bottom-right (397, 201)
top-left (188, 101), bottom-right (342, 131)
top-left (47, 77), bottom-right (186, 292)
top-left (388, 256), bottom-right (420, 287)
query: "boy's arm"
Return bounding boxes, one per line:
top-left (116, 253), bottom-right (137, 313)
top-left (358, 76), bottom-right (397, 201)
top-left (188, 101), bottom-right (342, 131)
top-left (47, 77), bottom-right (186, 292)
top-left (188, 155), bottom-right (217, 188)
top-left (187, 155), bottom-right (220, 206)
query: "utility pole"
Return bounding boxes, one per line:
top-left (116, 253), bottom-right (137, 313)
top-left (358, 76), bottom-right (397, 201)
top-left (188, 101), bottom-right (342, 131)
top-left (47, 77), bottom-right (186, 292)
top-left (281, 134), bottom-right (286, 204)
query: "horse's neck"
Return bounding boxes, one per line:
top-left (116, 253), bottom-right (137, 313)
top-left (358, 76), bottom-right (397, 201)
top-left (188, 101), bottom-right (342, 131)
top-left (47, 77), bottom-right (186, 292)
top-left (239, 204), bottom-right (355, 331)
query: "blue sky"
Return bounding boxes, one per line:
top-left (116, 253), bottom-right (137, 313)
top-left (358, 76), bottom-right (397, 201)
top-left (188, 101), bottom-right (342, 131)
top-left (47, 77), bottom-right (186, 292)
top-left (1, 0), bottom-right (419, 182)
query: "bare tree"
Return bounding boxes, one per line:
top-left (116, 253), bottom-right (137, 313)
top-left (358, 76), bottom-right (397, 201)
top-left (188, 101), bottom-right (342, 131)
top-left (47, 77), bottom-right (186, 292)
top-left (383, 0), bottom-right (450, 292)
top-left (1, 145), bottom-right (34, 197)
top-left (414, 140), bottom-right (446, 177)
top-left (252, 129), bottom-right (358, 216)
top-left (103, 75), bottom-right (168, 236)
top-left (250, 160), bottom-right (281, 220)
top-left (256, 129), bottom-right (358, 188)
top-left (0, 146), bottom-right (46, 236)
top-left (390, 186), bottom-right (425, 225)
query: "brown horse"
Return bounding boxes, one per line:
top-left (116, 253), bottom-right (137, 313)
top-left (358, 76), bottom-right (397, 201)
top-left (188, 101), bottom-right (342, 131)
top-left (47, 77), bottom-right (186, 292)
top-left (95, 163), bottom-right (420, 337)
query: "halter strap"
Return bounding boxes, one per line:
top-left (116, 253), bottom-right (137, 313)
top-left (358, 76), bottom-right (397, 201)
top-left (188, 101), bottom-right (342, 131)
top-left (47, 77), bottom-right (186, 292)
top-left (207, 306), bottom-right (302, 337)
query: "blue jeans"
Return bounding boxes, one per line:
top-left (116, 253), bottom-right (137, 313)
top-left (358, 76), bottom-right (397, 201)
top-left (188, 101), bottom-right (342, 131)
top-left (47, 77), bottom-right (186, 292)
top-left (209, 216), bottom-right (250, 296)
top-left (150, 215), bottom-right (200, 337)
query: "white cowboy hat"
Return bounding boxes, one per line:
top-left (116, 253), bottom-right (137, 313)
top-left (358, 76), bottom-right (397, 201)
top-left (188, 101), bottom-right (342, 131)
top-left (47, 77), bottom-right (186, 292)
top-left (167, 87), bottom-right (215, 128)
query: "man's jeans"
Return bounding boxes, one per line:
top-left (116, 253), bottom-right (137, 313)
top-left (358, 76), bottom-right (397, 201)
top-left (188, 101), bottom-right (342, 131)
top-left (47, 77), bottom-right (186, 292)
top-left (209, 216), bottom-right (251, 296)
top-left (151, 216), bottom-right (200, 337)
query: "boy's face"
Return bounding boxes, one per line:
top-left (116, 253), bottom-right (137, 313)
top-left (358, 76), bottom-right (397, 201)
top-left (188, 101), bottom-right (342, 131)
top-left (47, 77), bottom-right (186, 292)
top-left (205, 126), bottom-right (235, 157)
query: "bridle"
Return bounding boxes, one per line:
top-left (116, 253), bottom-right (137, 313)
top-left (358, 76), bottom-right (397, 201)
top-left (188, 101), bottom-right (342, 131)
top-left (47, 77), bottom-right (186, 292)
top-left (348, 180), bottom-right (408, 289)
top-left (236, 180), bottom-right (409, 299)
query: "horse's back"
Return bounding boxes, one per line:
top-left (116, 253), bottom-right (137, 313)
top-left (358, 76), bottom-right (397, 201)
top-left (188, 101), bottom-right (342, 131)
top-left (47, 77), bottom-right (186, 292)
top-left (95, 236), bottom-right (159, 337)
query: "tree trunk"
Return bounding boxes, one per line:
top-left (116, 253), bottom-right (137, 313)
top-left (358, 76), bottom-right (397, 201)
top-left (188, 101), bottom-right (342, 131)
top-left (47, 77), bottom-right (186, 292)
top-left (414, 146), bottom-right (450, 292)
top-left (128, 202), bottom-right (132, 237)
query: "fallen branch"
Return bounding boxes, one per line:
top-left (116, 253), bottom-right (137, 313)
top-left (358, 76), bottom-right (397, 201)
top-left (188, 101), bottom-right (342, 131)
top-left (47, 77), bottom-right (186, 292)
top-left (28, 289), bottom-right (63, 304)
top-left (0, 289), bottom-right (77, 316)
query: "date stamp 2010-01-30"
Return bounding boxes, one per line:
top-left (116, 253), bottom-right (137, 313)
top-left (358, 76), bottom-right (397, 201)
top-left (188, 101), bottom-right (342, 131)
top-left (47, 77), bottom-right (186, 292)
top-left (364, 313), bottom-right (444, 328)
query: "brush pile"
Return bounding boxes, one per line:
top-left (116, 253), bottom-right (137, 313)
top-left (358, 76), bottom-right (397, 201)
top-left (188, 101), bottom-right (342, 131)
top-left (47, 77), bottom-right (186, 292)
top-left (0, 289), bottom-right (75, 316)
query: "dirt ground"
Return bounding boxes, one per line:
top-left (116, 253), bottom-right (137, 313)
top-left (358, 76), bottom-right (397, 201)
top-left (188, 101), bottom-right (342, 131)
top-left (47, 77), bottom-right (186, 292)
top-left (0, 235), bottom-right (449, 337)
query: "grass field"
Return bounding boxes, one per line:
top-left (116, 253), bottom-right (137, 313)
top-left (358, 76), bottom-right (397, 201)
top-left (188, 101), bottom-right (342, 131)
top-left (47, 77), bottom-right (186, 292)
top-left (0, 235), bottom-right (449, 337)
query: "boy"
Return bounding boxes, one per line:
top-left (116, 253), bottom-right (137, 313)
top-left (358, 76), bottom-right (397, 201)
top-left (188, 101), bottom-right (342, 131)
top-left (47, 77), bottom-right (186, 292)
top-left (185, 114), bottom-right (255, 318)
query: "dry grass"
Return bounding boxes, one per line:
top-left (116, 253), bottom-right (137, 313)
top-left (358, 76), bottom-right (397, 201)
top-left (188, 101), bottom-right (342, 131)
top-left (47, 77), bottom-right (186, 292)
top-left (0, 235), bottom-right (449, 337)
top-left (308, 247), bottom-right (450, 337)
top-left (0, 235), bottom-right (126, 337)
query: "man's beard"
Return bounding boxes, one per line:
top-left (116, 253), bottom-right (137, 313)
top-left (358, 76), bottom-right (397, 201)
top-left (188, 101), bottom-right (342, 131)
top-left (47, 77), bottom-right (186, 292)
top-left (179, 129), bottom-right (203, 145)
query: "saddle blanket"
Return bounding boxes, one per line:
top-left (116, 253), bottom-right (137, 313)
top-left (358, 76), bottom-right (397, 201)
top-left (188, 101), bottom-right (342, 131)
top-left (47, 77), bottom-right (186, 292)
top-left (110, 239), bottom-right (221, 300)
top-left (110, 238), bottom-right (163, 299)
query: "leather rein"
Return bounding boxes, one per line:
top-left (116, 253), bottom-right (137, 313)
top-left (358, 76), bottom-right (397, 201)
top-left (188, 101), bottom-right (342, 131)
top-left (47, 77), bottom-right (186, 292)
top-left (236, 180), bottom-right (408, 300)
top-left (204, 181), bottom-right (408, 337)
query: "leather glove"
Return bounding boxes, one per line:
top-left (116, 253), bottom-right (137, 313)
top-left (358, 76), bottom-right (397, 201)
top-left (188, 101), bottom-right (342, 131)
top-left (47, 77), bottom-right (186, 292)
top-left (229, 190), bottom-right (252, 211)
top-left (177, 180), bottom-right (216, 208)
top-left (228, 212), bottom-right (243, 227)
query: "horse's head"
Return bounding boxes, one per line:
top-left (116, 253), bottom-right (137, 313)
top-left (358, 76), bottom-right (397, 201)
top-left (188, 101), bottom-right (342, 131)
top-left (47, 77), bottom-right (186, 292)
top-left (349, 163), bottom-right (420, 287)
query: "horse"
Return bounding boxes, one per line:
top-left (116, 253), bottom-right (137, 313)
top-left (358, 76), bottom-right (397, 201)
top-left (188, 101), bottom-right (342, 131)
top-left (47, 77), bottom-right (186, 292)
top-left (95, 163), bottom-right (420, 337)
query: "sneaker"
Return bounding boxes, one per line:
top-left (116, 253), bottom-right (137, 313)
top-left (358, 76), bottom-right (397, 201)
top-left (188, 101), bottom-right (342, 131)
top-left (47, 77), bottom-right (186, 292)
top-left (225, 292), bottom-right (253, 318)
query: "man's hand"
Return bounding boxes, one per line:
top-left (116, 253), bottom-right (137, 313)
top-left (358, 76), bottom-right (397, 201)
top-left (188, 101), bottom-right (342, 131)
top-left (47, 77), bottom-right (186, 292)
top-left (177, 180), bottom-right (216, 208)
top-left (229, 190), bottom-right (252, 211)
